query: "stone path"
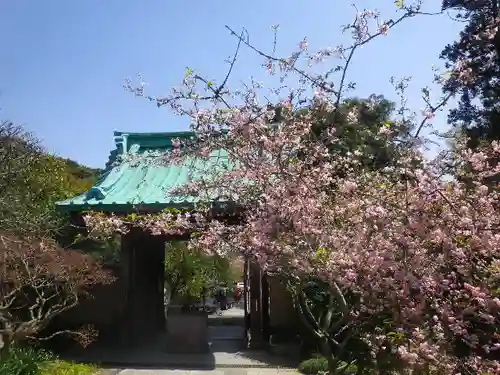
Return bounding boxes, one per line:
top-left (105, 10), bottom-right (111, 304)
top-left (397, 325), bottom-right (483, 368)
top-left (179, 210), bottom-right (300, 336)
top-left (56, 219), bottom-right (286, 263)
top-left (114, 369), bottom-right (299, 375)
top-left (87, 304), bottom-right (299, 375)
top-left (207, 304), bottom-right (246, 324)
top-left (71, 343), bottom-right (297, 369)
top-left (217, 305), bottom-right (246, 318)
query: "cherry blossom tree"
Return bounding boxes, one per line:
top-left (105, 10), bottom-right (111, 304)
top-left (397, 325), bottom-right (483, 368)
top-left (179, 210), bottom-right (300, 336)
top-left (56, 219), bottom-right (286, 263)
top-left (84, 1), bottom-right (500, 373)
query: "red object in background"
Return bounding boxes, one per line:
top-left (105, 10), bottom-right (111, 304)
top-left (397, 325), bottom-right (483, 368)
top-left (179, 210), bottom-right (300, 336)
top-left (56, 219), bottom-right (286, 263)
top-left (234, 287), bottom-right (242, 301)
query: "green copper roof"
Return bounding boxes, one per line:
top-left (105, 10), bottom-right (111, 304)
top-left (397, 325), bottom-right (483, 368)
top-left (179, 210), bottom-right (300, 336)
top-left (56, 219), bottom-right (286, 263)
top-left (56, 131), bottom-right (234, 212)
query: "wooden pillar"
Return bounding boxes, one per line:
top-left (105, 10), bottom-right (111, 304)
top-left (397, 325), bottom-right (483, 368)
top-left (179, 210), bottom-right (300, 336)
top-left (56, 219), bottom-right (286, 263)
top-left (248, 260), bottom-right (265, 349)
top-left (119, 232), bottom-right (133, 346)
top-left (262, 272), bottom-right (270, 344)
top-left (153, 235), bottom-right (166, 331)
top-left (120, 230), bottom-right (165, 346)
top-left (243, 258), bottom-right (249, 332)
top-left (269, 276), bottom-right (297, 335)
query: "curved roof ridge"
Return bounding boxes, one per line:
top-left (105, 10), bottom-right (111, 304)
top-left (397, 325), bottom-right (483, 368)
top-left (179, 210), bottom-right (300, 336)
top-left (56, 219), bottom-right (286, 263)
top-left (102, 130), bottom-right (196, 173)
top-left (113, 130), bottom-right (194, 139)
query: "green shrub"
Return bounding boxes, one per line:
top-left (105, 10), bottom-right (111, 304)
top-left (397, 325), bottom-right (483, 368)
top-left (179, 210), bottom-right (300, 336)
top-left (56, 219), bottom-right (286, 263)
top-left (298, 356), bottom-right (329, 375)
top-left (40, 359), bottom-right (100, 375)
top-left (298, 356), bottom-right (361, 375)
top-left (0, 346), bottom-right (99, 375)
top-left (0, 346), bottom-right (53, 375)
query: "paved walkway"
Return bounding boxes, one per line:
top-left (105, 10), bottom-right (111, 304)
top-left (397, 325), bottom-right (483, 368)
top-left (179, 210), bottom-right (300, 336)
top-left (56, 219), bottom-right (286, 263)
top-left (114, 369), bottom-right (299, 375)
top-left (84, 304), bottom-right (299, 374)
top-left (207, 304), bottom-right (246, 324)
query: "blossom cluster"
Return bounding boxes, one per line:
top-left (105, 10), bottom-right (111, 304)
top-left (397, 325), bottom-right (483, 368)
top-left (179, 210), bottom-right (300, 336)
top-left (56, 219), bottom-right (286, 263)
top-left (83, 211), bottom-right (206, 239)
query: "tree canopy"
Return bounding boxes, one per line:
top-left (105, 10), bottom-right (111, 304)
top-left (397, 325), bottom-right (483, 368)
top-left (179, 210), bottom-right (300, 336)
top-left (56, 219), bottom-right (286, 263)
top-left (164, 240), bottom-right (238, 303)
top-left (295, 95), bottom-right (409, 170)
top-left (0, 121), bottom-right (100, 236)
top-left (440, 0), bottom-right (500, 148)
top-left (0, 121), bottom-right (109, 357)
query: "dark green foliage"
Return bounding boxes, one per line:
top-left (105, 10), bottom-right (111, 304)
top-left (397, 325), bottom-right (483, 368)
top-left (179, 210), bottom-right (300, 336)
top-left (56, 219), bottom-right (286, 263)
top-left (59, 158), bottom-right (101, 181)
top-left (298, 356), bottom-right (361, 375)
top-left (0, 121), bottom-right (100, 237)
top-left (165, 241), bottom-right (237, 302)
top-left (71, 234), bottom-right (121, 265)
top-left (294, 278), bottom-right (406, 375)
top-left (440, 0), bottom-right (500, 148)
top-left (0, 346), bottom-right (53, 375)
top-left (0, 120), bottom-right (106, 262)
top-left (293, 95), bottom-right (410, 171)
top-left (0, 346), bottom-right (99, 375)
top-left (298, 357), bottom-right (329, 375)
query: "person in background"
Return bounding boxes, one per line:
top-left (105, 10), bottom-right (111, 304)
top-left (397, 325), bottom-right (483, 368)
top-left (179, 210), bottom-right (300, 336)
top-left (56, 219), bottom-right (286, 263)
top-left (234, 284), bottom-right (242, 303)
top-left (214, 285), bottom-right (228, 314)
top-left (219, 286), bottom-right (228, 310)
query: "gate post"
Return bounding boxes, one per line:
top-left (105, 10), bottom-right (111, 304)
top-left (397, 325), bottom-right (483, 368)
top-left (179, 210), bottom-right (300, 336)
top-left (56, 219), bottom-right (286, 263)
top-left (262, 272), bottom-right (270, 343)
top-left (248, 260), bottom-right (266, 349)
top-left (243, 257), bottom-right (249, 334)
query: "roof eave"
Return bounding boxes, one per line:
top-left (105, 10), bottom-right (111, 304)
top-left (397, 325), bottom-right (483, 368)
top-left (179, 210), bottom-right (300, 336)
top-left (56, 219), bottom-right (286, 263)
top-left (55, 201), bottom-right (197, 214)
top-left (56, 200), bottom-right (240, 215)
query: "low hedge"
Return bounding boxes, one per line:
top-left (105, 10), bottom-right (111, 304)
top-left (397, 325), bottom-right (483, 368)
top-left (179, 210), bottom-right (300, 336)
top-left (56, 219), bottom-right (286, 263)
top-left (0, 346), bottom-right (100, 375)
top-left (298, 356), bottom-right (360, 375)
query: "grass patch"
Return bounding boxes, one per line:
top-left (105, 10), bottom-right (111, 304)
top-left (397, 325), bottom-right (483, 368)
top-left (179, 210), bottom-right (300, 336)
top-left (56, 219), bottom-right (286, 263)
top-left (40, 359), bottom-right (101, 375)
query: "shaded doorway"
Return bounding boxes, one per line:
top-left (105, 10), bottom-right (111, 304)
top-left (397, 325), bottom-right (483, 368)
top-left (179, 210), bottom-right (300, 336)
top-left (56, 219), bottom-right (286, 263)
top-left (118, 229), bottom-right (166, 346)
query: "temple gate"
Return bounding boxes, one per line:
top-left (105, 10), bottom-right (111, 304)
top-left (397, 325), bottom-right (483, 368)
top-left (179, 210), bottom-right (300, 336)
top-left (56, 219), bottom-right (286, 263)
top-left (56, 131), bottom-right (295, 351)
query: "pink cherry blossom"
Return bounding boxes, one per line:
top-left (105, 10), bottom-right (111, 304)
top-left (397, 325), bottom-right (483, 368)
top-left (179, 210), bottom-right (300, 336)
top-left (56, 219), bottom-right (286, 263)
top-left (98, 4), bottom-right (500, 373)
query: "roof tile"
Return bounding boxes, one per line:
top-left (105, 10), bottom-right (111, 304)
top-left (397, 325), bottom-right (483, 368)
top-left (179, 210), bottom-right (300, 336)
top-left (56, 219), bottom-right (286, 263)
top-left (56, 131), bottom-right (232, 212)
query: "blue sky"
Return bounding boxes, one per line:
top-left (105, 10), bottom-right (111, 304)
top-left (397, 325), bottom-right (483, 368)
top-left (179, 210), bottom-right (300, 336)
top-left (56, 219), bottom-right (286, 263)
top-left (0, 0), bottom-right (462, 168)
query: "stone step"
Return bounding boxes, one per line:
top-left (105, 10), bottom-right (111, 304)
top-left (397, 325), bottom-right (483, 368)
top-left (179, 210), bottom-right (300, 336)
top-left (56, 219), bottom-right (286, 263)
top-left (209, 339), bottom-right (246, 352)
top-left (208, 326), bottom-right (245, 339)
top-left (207, 315), bottom-right (245, 326)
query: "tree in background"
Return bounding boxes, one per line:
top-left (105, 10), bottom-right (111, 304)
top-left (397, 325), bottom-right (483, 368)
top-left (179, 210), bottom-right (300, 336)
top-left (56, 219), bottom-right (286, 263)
top-left (294, 94), bottom-right (410, 170)
top-left (164, 240), bottom-right (236, 306)
top-left (0, 121), bottom-right (100, 236)
top-left (440, 0), bottom-right (500, 148)
top-left (0, 121), bottom-right (112, 357)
